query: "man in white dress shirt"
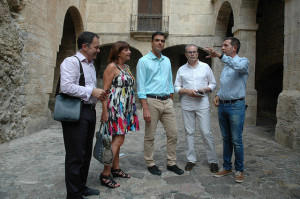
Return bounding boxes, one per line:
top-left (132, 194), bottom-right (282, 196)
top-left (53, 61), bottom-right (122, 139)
top-left (174, 44), bottom-right (219, 172)
top-left (60, 31), bottom-right (107, 199)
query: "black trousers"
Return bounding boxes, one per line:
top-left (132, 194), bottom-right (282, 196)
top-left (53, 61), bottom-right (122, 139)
top-left (62, 107), bottom-right (96, 199)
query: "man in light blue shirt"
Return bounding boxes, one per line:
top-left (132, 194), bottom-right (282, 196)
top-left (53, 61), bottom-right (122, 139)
top-left (136, 50), bottom-right (174, 99)
top-left (137, 32), bottom-right (184, 176)
top-left (205, 37), bottom-right (249, 183)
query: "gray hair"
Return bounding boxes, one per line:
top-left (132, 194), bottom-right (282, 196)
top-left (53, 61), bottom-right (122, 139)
top-left (185, 44), bottom-right (198, 52)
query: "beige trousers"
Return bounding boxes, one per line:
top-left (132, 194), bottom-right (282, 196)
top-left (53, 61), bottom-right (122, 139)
top-left (144, 98), bottom-right (178, 167)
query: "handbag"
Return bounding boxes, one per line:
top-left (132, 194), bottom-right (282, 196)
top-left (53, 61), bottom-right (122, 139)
top-left (53, 56), bottom-right (85, 122)
top-left (53, 93), bottom-right (82, 122)
top-left (93, 122), bottom-right (113, 165)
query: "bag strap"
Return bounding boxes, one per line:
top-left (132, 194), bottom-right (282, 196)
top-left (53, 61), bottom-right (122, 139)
top-left (55, 77), bottom-right (61, 96)
top-left (74, 56), bottom-right (85, 87)
top-left (102, 122), bottom-right (109, 136)
top-left (55, 56), bottom-right (85, 96)
top-left (96, 122), bottom-right (103, 138)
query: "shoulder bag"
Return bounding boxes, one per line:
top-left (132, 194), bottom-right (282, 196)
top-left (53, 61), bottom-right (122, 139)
top-left (53, 56), bottom-right (85, 122)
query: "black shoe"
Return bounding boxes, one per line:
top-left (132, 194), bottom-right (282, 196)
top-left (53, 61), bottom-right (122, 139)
top-left (167, 165), bottom-right (184, 175)
top-left (81, 187), bottom-right (100, 196)
top-left (148, 165), bottom-right (162, 175)
top-left (210, 163), bottom-right (219, 173)
top-left (185, 162), bottom-right (195, 171)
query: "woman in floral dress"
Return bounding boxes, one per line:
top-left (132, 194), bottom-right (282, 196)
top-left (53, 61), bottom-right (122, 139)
top-left (100, 41), bottom-right (139, 188)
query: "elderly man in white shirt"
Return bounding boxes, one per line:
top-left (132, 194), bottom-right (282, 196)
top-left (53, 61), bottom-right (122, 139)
top-left (174, 44), bottom-right (219, 173)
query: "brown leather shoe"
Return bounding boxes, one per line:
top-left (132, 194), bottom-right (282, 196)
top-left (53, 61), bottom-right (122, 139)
top-left (210, 163), bottom-right (219, 173)
top-left (185, 162), bottom-right (195, 171)
top-left (213, 168), bottom-right (232, 177)
top-left (234, 171), bottom-right (244, 183)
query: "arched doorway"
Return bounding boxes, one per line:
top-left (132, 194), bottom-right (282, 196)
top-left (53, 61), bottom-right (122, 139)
top-left (214, 0), bottom-right (259, 125)
top-left (215, 2), bottom-right (233, 42)
top-left (48, 6), bottom-right (83, 112)
top-left (213, 1), bottom-right (233, 84)
top-left (255, 0), bottom-right (284, 132)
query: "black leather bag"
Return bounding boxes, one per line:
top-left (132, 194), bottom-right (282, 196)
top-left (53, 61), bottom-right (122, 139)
top-left (53, 56), bottom-right (85, 122)
top-left (93, 122), bottom-right (113, 165)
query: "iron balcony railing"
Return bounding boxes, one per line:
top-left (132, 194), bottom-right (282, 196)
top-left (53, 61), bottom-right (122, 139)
top-left (130, 14), bottom-right (169, 32)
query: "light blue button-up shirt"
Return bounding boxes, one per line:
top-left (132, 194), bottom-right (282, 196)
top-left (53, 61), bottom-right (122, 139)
top-left (137, 51), bottom-right (174, 99)
top-left (217, 54), bottom-right (249, 100)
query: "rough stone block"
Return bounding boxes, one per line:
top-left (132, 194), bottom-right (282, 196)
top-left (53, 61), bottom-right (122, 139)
top-left (275, 90), bottom-right (300, 149)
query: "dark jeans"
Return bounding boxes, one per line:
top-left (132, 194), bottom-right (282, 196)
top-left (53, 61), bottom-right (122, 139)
top-left (62, 107), bottom-right (96, 199)
top-left (218, 99), bottom-right (245, 171)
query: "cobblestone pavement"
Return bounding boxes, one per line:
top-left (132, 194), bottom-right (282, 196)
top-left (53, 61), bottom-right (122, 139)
top-left (1, 104), bottom-right (300, 199)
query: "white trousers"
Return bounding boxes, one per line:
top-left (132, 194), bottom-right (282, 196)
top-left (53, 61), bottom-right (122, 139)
top-left (182, 108), bottom-right (218, 164)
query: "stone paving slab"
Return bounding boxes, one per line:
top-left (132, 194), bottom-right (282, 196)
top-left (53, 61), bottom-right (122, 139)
top-left (0, 106), bottom-right (300, 199)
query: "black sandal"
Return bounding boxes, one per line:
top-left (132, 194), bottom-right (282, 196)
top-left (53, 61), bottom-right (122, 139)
top-left (99, 173), bottom-right (120, 188)
top-left (111, 167), bottom-right (131, 178)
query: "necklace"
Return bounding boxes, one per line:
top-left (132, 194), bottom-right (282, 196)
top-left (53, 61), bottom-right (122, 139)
top-left (117, 63), bottom-right (127, 72)
top-left (116, 63), bottom-right (134, 80)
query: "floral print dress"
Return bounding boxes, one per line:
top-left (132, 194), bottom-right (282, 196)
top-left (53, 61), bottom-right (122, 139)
top-left (107, 63), bottom-right (139, 135)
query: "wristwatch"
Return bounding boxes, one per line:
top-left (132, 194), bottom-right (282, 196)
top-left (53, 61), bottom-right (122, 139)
top-left (219, 54), bottom-right (224, 59)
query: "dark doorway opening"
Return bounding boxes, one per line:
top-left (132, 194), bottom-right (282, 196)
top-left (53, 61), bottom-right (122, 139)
top-left (255, 0), bottom-right (284, 135)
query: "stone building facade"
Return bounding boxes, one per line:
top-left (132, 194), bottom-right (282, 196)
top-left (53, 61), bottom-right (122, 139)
top-left (0, 0), bottom-right (299, 149)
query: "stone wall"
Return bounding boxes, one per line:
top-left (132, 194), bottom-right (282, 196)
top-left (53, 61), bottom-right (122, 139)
top-left (168, 0), bottom-right (214, 35)
top-left (20, 1), bottom-right (85, 135)
top-left (275, 0), bottom-right (300, 149)
top-left (0, 0), bottom-right (86, 143)
top-left (0, 0), bottom-right (27, 143)
top-left (86, 0), bottom-right (215, 55)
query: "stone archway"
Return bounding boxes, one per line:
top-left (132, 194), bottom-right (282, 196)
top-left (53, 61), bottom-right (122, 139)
top-left (255, 0), bottom-right (284, 131)
top-left (48, 6), bottom-right (84, 112)
top-left (214, 1), bottom-right (233, 45)
top-left (213, 0), bottom-right (258, 125)
top-left (212, 1), bottom-right (234, 110)
top-left (213, 1), bottom-right (233, 87)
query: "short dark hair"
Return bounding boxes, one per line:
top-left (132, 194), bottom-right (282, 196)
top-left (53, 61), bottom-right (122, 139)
top-left (152, 31), bottom-right (165, 41)
top-left (77, 31), bottom-right (99, 50)
top-left (108, 41), bottom-right (130, 63)
top-left (224, 37), bottom-right (240, 53)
